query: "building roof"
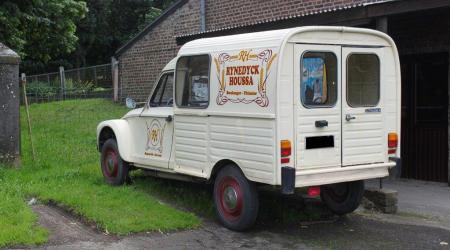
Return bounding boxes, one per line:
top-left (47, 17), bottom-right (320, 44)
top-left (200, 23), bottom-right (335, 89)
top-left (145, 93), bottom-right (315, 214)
top-left (176, 0), bottom-right (392, 40)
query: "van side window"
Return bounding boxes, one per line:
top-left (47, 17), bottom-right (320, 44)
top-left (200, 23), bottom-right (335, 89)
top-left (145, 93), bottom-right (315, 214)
top-left (347, 54), bottom-right (380, 107)
top-left (175, 55), bottom-right (210, 108)
top-left (150, 73), bottom-right (174, 107)
top-left (301, 52), bottom-right (338, 107)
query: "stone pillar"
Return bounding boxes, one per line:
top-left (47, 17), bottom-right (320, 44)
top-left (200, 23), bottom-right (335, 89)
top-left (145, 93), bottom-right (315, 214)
top-left (0, 43), bottom-right (20, 166)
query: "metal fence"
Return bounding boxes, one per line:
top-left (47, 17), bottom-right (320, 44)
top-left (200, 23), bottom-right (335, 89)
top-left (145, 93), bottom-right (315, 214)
top-left (24, 63), bottom-right (113, 104)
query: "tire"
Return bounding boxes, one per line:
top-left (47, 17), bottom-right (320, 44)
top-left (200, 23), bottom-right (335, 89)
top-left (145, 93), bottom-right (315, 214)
top-left (100, 138), bottom-right (129, 186)
top-left (213, 165), bottom-right (259, 231)
top-left (320, 180), bottom-right (364, 215)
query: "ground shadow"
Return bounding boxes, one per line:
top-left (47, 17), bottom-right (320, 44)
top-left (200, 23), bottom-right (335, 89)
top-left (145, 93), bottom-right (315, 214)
top-left (130, 170), bottom-right (336, 229)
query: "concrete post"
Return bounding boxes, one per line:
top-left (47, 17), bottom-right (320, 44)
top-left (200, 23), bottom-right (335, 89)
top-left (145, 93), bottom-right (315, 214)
top-left (111, 57), bottom-right (119, 102)
top-left (0, 43), bottom-right (20, 166)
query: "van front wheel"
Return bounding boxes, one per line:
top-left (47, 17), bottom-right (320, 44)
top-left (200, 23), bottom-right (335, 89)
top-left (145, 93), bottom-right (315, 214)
top-left (100, 138), bottom-right (129, 186)
top-left (320, 180), bottom-right (364, 215)
top-left (213, 165), bottom-right (259, 231)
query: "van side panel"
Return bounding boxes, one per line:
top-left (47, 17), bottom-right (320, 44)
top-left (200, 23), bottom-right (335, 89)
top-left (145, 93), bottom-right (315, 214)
top-left (209, 116), bottom-right (276, 184)
top-left (276, 43), bottom-right (295, 185)
top-left (383, 46), bottom-right (401, 160)
top-left (174, 115), bottom-right (209, 177)
top-left (173, 115), bottom-right (277, 184)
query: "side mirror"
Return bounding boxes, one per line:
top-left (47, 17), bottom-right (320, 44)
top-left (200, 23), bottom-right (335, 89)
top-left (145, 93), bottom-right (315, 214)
top-left (125, 98), bottom-right (136, 109)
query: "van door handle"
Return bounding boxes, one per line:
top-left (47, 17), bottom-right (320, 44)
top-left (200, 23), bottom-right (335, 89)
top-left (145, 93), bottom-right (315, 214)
top-left (345, 114), bottom-right (356, 121)
top-left (165, 115), bottom-right (173, 122)
top-left (315, 120), bottom-right (328, 128)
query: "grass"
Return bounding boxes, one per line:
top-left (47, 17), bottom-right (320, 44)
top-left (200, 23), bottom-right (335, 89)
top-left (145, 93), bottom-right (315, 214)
top-left (0, 99), bottom-right (199, 247)
top-left (0, 98), bottom-right (334, 247)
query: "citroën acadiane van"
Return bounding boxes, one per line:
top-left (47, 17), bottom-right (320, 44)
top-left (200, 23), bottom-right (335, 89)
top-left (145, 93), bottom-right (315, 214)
top-left (97, 26), bottom-right (401, 231)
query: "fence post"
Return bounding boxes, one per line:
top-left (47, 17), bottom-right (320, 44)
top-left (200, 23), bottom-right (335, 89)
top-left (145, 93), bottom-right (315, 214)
top-left (59, 66), bottom-right (65, 100)
top-left (111, 57), bottom-right (119, 102)
top-left (93, 66), bottom-right (98, 86)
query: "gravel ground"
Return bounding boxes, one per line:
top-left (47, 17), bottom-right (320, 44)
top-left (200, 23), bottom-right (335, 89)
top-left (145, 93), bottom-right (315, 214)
top-left (6, 203), bottom-right (450, 250)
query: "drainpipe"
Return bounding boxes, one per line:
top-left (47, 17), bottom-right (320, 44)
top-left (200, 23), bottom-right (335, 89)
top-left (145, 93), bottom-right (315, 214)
top-left (200, 0), bottom-right (206, 32)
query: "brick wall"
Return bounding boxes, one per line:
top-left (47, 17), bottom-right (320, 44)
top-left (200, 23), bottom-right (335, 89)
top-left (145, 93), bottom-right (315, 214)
top-left (118, 0), bottom-right (200, 101)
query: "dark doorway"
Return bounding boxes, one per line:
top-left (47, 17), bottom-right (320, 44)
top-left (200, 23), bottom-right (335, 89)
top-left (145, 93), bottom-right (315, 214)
top-left (401, 52), bottom-right (449, 182)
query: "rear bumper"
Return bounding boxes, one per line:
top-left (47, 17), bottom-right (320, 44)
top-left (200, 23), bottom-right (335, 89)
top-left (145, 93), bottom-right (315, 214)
top-left (287, 162), bottom-right (395, 189)
top-left (295, 162), bottom-right (395, 188)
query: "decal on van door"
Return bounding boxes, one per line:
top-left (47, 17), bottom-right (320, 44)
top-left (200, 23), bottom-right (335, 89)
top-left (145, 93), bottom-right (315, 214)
top-left (144, 119), bottom-right (166, 157)
top-left (214, 49), bottom-right (277, 107)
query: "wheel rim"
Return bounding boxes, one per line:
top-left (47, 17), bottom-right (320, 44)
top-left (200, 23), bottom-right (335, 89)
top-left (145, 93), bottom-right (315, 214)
top-left (217, 176), bottom-right (243, 221)
top-left (103, 148), bottom-right (118, 178)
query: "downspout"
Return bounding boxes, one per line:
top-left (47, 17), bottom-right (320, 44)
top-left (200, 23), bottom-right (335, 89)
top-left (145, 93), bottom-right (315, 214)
top-left (200, 0), bottom-right (206, 32)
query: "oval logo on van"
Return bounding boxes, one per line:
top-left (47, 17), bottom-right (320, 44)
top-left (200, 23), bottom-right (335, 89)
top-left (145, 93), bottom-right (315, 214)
top-left (214, 49), bottom-right (277, 107)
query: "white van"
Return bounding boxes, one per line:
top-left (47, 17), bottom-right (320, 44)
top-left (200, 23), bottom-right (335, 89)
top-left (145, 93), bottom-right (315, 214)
top-left (97, 26), bottom-right (401, 231)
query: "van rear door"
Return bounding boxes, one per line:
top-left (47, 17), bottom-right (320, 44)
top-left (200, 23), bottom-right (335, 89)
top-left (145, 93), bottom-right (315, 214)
top-left (294, 44), bottom-right (342, 169)
top-left (341, 47), bottom-right (385, 166)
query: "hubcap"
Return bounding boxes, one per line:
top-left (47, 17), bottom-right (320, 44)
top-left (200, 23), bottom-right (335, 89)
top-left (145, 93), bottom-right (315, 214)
top-left (103, 148), bottom-right (118, 178)
top-left (107, 158), bottom-right (115, 172)
top-left (223, 186), bottom-right (238, 210)
top-left (217, 176), bottom-right (243, 221)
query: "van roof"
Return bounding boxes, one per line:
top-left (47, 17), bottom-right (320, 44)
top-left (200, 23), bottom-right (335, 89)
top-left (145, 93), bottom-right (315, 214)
top-left (177, 26), bottom-right (394, 55)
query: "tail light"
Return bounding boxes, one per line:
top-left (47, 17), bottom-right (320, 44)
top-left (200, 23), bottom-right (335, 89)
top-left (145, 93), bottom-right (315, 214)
top-left (281, 140), bottom-right (291, 164)
top-left (307, 186), bottom-right (321, 197)
top-left (388, 133), bottom-right (398, 154)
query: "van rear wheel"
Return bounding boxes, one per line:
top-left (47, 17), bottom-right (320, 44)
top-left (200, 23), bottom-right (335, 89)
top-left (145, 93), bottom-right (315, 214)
top-left (213, 165), bottom-right (259, 231)
top-left (320, 180), bottom-right (364, 215)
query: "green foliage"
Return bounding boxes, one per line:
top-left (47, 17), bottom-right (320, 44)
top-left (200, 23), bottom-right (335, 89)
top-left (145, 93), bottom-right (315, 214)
top-left (26, 82), bottom-right (60, 99)
top-left (0, 0), bottom-right (87, 62)
top-left (70, 0), bottom-right (173, 67)
top-left (0, 99), bottom-right (199, 247)
top-left (1, 0), bottom-right (176, 73)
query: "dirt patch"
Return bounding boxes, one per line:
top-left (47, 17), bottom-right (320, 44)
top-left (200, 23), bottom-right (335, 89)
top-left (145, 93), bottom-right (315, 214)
top-left (35, 204), bottom-right (113, 246)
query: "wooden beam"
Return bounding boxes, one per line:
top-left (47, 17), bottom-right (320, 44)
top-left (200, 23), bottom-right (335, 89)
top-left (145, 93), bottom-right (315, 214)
top-left (376, 16), bottom-right (388, 33)
top-left (367, 0), bottom-right (450, 17)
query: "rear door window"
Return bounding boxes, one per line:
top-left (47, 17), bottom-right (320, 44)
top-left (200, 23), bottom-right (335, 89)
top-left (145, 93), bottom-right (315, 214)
top-left (346, 54), bottom-right (380, 107)
top-left (301, 52), bottom-right (338, 107)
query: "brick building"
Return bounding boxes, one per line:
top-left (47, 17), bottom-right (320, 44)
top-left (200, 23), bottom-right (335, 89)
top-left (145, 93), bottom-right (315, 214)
top-left (115, 0), bottom-right (450, 184)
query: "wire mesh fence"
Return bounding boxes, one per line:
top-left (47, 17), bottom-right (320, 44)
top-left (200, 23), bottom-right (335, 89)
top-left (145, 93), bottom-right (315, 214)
top-left (24, 64), bottom-right (113, 104)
